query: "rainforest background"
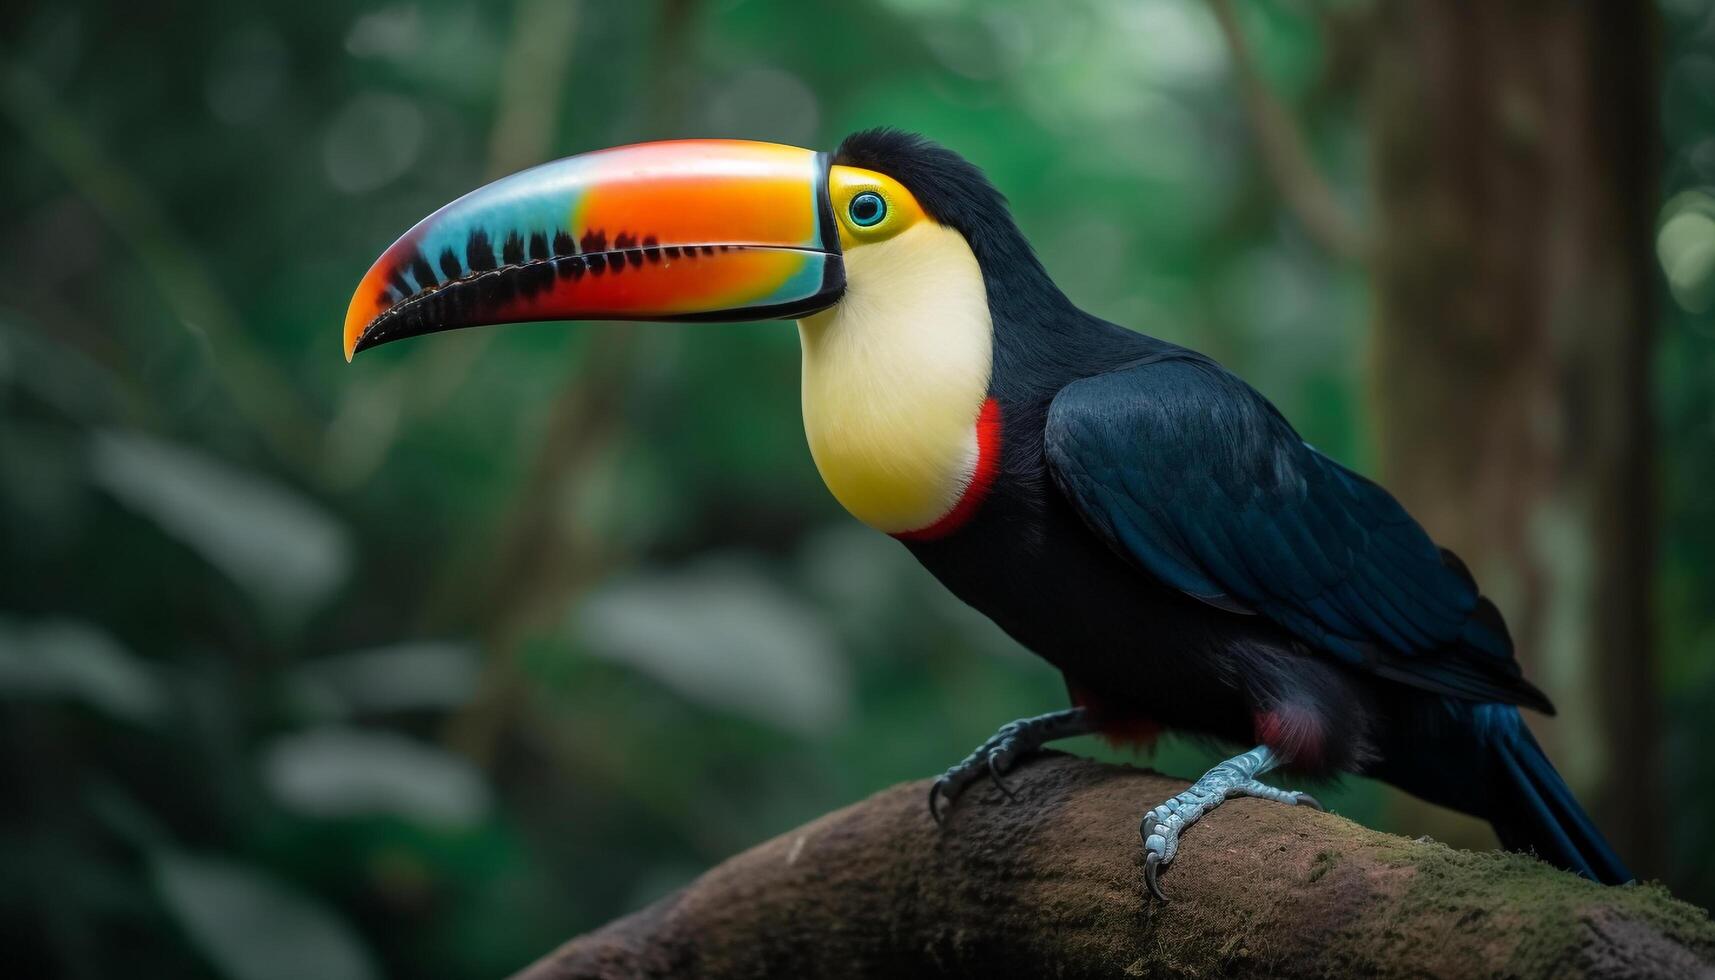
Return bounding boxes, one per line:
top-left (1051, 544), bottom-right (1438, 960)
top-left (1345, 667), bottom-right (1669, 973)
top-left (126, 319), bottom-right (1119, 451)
top-left (3, 2), bottom-right (1711, 976)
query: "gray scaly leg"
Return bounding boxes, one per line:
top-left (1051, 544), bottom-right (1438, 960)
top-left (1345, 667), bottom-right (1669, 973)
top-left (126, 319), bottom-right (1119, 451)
top-left (929, 708), bottom-right (1093, 823)
top-left (1140, 745), bottom-right (1322, 900)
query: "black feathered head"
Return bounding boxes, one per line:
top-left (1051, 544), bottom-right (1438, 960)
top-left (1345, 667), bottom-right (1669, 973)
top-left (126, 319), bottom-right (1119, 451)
top-left (833, 129), bottom-right (1064, 305)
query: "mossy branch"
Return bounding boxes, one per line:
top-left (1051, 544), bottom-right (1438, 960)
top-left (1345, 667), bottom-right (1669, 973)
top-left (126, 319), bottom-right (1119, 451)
top-left (512, 754), bottom-right (1712, 979)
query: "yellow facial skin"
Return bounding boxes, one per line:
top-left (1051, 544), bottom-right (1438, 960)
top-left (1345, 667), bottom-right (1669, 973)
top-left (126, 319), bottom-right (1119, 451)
top-left (826, 165), bottom-right (929, 250)
top-left (797, 166), bottom-right (996, 535)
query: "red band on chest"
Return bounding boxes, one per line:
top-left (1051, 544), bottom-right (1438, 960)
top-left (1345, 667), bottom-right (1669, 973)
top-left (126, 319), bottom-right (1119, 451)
top-left (893, 397), bottom-right (1002, 543)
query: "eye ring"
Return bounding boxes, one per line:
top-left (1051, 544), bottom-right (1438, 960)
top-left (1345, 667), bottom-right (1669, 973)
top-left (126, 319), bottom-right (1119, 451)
top-left (848, 191), bottom-right (887, 228)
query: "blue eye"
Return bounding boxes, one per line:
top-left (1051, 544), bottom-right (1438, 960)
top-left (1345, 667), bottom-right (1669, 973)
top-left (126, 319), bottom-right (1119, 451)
top-left (848, 191), bottom-right (887, 227)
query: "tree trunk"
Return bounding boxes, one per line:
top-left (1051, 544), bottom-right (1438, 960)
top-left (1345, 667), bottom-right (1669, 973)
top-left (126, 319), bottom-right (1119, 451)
top-left (1366, 2), bottom-right (1660, 873)
top-left (514, 756), bottom-right (1713, 979)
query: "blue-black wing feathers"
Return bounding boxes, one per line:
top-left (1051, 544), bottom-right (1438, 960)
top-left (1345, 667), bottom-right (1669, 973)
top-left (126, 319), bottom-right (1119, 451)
top-left (1044, 353), bottom-right (1552, 713)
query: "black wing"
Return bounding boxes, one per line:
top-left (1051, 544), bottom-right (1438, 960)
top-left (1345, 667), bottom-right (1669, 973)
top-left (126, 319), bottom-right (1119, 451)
top-left (1044, 353), bottom-right (1550, 712)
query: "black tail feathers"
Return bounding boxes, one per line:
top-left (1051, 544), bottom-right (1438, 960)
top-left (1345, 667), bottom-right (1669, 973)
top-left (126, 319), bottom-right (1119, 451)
top-left (1488, 721), bottom-right (1632, 885)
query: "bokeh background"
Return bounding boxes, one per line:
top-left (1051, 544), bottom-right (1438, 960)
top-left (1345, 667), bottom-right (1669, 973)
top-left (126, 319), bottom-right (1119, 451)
top-left (3, 1), bottom-right (1713, 977)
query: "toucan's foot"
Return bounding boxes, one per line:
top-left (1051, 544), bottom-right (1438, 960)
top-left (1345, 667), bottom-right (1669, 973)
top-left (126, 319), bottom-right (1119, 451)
top-left (1138, 746), bottom-right (1319, 901)
top-left (928, 708), bottom-right (1092, 824)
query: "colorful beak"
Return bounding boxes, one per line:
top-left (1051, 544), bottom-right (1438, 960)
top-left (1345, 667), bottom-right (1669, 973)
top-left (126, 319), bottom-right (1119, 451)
top-left (343, 140), bottom-right (844, 360)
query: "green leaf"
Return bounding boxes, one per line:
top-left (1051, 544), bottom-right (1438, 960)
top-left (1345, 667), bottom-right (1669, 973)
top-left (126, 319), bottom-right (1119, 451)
top-left (260, 727), bottom-right (490, 828)
top-left (289, 641), bottom-right (480, 718)
top-left (88, 432), bottom-right (352, 617)
top-left (152, 851), bottom-right (378, 980)
top-left (0, 616), bottom-right (165, 723)
top-left (570, 556), bottom-right (851, 735)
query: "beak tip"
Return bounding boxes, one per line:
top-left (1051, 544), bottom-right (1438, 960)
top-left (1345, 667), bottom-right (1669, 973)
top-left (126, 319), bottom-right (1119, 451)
top-left (343, 298), bottom-right (375, 362)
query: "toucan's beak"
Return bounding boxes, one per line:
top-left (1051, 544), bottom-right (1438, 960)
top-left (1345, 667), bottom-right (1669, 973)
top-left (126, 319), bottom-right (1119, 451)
top-left (343, 140), bottom-right (844, 360)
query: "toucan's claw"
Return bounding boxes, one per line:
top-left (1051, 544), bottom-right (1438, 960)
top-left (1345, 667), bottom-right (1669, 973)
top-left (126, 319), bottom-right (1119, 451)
top-left (926, 746), bottom-right (1000, 824)
top-left (925, 708), bottom-right (1093, 825)
top-left (987, 752), bottom-right (1018, 801)
top-left (1136, 745), bottom-right (1321, 902)
top-left (1144, 852), bottom-right (1169, 902)
top-left (928, 779), bottom-right (950, 826)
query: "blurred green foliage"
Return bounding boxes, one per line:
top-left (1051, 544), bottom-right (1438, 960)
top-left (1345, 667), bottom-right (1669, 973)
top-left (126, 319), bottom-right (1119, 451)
top-left (1, 1), bottom-right (1712, 977)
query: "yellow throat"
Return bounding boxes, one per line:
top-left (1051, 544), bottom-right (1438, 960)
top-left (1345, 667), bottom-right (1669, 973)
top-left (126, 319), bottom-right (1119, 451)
top-left (797, 220), bottom-right (994, 535)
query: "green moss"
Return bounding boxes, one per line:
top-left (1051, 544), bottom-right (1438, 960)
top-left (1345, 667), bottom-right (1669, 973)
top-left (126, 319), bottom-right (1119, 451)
top-left (1308, 850), bottom-right (1339, 884)
top-left (1375, 843), bottom-right (1715, 974)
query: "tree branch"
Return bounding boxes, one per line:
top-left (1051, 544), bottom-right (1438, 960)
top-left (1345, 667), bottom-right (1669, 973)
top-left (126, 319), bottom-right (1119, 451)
top-left (1207, 0), bottom-right (1367, 261)
top-left (515, 755), bottom-right (1713, 979)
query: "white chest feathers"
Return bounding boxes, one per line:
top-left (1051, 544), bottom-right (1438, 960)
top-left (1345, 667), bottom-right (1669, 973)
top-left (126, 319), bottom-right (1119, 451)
top-left (797, 221), bottom-right (994, 535)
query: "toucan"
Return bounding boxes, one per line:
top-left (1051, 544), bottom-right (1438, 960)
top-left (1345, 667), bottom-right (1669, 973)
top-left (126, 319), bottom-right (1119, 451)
top-left (345, 130), bottom-right (1631, 896)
